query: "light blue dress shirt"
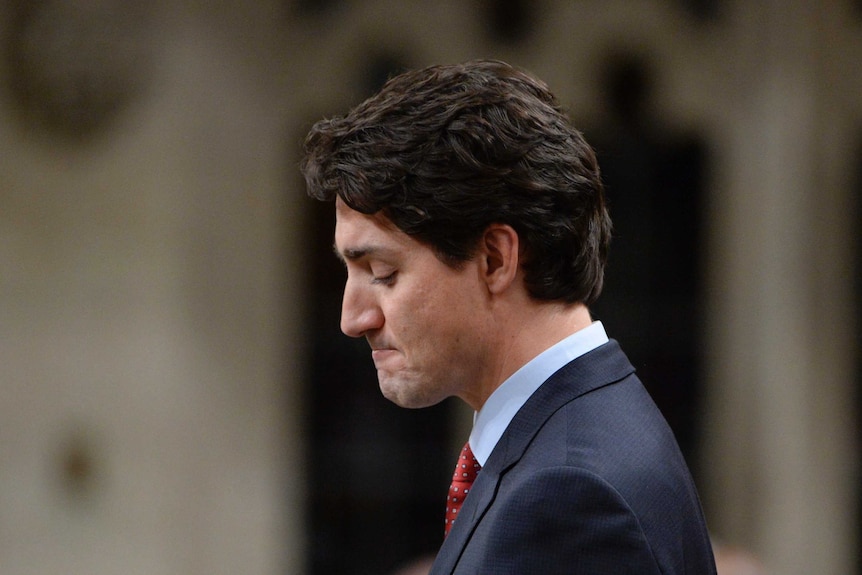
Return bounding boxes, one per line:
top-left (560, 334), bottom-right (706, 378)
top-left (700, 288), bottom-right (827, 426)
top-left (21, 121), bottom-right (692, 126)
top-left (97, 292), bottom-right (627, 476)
top-left (469, 321), bottom-right (610, 465)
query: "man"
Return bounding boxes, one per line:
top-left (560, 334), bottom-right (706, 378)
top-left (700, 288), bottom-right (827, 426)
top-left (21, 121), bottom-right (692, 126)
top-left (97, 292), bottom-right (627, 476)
top-left (301, 59), bottom-right (716, 574)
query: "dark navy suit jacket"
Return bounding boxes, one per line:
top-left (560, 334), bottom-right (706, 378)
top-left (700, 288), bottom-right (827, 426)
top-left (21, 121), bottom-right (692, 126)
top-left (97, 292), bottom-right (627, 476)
top-left (430, 340), bottom-right (717, 574)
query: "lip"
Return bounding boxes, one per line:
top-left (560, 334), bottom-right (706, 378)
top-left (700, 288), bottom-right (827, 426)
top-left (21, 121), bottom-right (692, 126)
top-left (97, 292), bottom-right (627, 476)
top-left (371, 349), bottom-right (398, 365)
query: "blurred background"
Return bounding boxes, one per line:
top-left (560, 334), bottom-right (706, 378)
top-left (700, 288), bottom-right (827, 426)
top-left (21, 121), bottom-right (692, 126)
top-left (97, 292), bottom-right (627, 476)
top-left (0, 1), bottom-right (859, 574)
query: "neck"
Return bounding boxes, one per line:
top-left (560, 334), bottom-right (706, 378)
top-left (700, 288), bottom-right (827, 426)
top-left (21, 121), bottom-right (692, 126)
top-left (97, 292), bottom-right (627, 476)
top-left (464, 301), bottom-right (594, 410)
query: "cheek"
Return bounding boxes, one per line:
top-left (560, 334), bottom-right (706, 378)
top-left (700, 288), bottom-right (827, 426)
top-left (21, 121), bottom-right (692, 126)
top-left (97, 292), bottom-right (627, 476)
top-left (397, 292), bottom-right (453, 345)
top-left (420, 293), bottom-right (480, 347)
top-left (395, 268), bottom-right (485, 351)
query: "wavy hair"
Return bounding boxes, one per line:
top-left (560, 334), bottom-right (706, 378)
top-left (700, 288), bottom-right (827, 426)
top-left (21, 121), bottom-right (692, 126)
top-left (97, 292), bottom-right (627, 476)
top-left (301, 59), bottom-right (611, 305)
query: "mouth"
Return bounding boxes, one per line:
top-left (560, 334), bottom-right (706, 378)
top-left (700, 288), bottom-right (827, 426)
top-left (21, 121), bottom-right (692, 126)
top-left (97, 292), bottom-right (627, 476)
top-left (371, 348), bottom-right (396, 359)
top-left (370, 347), bottom-right (398, 366)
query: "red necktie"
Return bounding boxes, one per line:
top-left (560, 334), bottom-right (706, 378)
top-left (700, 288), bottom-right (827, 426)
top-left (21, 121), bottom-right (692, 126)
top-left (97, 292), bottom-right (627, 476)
top-left (444, 442), bottom-right (481, 537)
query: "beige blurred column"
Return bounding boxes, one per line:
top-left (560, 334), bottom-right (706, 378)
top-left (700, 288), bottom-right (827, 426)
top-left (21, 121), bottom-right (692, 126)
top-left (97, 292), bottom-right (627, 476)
top-left (0, 3), bottom-right (303, 574)
top-left (701, 2), bottom-right (858, 574)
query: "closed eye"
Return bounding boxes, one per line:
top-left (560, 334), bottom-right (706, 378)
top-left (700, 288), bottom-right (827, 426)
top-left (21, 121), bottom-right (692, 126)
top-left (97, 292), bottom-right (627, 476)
top-left (371, 271), bottom-right (397, 286)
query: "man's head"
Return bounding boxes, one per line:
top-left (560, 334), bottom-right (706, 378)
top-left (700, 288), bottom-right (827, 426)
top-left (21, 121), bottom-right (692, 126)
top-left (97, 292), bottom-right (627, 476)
top-left (301, 59), bottom-right (611, 306)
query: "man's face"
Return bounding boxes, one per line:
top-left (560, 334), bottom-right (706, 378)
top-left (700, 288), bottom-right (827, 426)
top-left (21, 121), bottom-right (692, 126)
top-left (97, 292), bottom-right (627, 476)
top-left (334, 198), bottom-right (491, 409)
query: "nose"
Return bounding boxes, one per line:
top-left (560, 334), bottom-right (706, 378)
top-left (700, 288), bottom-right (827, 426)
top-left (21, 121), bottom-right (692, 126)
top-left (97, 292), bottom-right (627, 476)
top-left (340, 279), bottom-right (384, 338)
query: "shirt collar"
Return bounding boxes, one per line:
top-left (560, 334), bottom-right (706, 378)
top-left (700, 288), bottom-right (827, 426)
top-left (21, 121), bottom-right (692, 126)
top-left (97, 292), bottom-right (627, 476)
top-left (468, 321), bottom-right (609, 465)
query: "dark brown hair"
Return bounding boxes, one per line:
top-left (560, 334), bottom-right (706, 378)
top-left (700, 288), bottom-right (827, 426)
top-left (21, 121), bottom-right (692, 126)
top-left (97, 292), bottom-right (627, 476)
top-left (301, 59), bottom-right (611, 305)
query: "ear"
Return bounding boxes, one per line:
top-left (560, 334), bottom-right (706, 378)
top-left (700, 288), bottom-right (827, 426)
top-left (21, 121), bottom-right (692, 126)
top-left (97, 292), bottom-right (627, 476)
top-left (479, 224), bottom-right (520, 295)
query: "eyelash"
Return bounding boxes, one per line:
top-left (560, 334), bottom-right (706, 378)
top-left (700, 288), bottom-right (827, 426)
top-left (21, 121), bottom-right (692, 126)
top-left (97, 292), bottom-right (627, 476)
top-left (371, 271), bottom-right (397, 286)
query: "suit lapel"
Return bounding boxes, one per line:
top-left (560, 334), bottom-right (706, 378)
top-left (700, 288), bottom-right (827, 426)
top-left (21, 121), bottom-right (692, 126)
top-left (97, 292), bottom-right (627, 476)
top-left (430, 340), bottom-right (635, 574)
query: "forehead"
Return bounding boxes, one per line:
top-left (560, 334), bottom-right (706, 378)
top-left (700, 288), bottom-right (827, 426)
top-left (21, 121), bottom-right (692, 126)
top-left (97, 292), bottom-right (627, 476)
top-left (333, 198), bottom-right (424, 259)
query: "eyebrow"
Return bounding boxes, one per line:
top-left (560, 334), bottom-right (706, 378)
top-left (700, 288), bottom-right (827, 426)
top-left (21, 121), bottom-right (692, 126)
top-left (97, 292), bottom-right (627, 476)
top-left (332, 242), bottom-right (390, 262)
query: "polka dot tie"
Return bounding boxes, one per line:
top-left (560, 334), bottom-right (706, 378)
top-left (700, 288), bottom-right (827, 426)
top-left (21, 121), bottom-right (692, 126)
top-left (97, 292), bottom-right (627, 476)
top-left (444, 442), bottom-right (481, 537)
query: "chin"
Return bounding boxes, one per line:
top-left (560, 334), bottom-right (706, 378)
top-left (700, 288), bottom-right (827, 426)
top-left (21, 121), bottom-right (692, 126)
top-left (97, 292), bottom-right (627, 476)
top-left (379, 377), bottom-right (442, 409)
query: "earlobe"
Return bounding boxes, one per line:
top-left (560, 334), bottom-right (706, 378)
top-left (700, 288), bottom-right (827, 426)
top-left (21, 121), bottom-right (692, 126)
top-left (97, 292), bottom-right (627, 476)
top-left (481, 224), bottom-right (520, 294)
